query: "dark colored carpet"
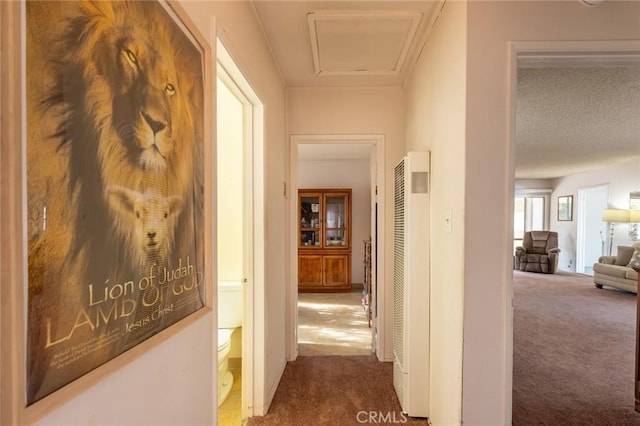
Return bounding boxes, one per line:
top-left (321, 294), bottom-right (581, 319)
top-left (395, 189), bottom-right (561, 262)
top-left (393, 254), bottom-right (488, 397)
top-left (513, 270), bottom-right (640, 426)
top-left (246, 272), bottom-right (640, 425)
top-left (246, 355), bottom-right (428, 426)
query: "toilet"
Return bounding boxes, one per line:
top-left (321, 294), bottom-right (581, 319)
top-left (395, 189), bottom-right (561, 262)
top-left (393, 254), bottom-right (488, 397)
top-left (217, 281), bottom-right (243, 407)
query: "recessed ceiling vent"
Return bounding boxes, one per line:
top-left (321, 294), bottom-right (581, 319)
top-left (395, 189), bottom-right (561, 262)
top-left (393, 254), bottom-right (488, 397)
top-left (308, 11), bottom-right (422, 76)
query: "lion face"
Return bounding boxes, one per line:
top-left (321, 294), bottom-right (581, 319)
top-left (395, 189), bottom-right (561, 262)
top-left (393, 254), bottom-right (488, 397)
top-left (72, 1), bottom-right (195, 178)
top-left (112, 32), bottom-right (179, 164)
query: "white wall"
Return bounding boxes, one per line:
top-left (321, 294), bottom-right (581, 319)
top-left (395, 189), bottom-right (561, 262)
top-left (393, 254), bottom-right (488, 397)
top-left (465, 1), bottom-right (640, 424)
top-left (217, 77), bottom-right (244, 282)
top-left (184, 0), bottom-right (288, 417)
top-left (551, 158), bottom-right (640, 271)
top-left (298, 159), bottom-right (372, 284)
top-left (288, 87), bottom-right (405, 361)
top-left (403, 1), bottom-right (466, 424)
top-left (35, 1), bottom-right (287, 423)
top-left (35, 324), bottom-right (214, 425)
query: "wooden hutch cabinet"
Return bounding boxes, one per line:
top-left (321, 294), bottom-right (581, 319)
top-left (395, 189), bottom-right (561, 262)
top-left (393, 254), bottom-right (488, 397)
top-left (298, 188), bottom-right (352, 292)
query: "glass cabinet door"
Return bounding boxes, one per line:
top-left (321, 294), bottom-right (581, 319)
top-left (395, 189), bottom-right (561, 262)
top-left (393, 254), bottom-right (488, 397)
top-left (324, 193), bottom-right (348, 248)
top-left (299, 194), bottom-right (321, 247)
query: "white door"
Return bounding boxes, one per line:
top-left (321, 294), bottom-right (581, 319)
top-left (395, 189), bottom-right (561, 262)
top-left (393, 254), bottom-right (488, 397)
top-left (576, 185), bottom-right (608, 275)
top-left (216, 38), bottom-right (266, 418)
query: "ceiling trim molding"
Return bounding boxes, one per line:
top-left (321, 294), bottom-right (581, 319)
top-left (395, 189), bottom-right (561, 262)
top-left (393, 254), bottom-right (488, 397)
top-left (307, 11), bottom-right (422, 76)
top-left (515, 40), bottom-right (640, 67)
top-left (519, 53), bottom-right (640, 68)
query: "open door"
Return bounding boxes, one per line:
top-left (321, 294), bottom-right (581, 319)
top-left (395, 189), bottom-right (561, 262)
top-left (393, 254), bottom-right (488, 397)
top-left (576, 185), bottom-right (608, 275)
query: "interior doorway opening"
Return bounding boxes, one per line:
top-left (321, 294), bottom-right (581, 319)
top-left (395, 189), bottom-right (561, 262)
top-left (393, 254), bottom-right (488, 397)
top-left (576, 185), bottom-right (609, 275)
top-left (216, 37), bottom-right (265, 423)
top-left (288, 135), bottom-right (385, 361)
top-left (509, 41), bottom-right (640, 422)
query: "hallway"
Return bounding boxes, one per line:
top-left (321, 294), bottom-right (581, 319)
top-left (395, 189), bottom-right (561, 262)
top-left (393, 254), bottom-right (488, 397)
top-left (3, 2), bottom-right (639, 425)
top-left (246, 355), bottom-right (429, 426)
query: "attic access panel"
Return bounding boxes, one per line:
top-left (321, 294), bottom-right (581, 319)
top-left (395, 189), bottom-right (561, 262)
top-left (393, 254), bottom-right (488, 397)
top-left (308, 11), bottom-right (422, 76)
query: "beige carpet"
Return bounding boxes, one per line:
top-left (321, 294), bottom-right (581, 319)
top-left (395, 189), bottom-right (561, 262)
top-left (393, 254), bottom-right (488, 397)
top-left (513, 270), bottom-right (640, 425)
top-left (297, 288), bottom-right (373, 356)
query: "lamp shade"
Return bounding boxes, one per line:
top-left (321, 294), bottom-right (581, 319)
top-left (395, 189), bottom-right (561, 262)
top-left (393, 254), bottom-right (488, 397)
top-left (602, 208), bottom-right (630, 223)
top-left (629, 209), bottom-right (640, 223)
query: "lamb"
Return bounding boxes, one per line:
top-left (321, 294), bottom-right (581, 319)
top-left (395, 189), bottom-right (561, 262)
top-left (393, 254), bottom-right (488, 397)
top-left (106, 186), bottom-right (183, 273)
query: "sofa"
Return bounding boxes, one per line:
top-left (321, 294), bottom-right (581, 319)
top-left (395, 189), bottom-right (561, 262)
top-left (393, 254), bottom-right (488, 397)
top-left (593, 245), bottom-right (639, 293)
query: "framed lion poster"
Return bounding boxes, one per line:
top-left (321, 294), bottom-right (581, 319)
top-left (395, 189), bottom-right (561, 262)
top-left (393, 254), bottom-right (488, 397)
top-left (25, 0), bottom-right (208, 404)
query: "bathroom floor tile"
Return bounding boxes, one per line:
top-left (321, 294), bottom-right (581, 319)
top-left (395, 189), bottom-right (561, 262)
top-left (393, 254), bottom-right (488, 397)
top-left (218, 367), bottom-right (242, 426)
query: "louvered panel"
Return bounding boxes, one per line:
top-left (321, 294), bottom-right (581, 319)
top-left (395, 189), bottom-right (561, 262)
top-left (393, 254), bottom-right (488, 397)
top-left (392, 152), bottom-right (430, 417)
top-left (393, 158), bottom-right (405, 369)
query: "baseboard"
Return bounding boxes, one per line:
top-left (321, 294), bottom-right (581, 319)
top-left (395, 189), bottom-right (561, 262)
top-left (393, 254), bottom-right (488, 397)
top-left (254, 357), bottom-right (287, 416)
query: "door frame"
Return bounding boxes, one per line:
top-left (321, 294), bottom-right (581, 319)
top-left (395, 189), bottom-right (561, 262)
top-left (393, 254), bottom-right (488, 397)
top-left (216, 37), bottom-right (265, 418)
top-left (509, 39), bottom-right (640, 420)
top-left (576, 184), bottom-right (609, 274)
top-left (287, 134), bottom-right (385, 360)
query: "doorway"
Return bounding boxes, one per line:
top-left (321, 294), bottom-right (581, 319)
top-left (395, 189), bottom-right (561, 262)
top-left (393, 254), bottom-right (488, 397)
top-left (216, 38), bottom-right (265, 423)
top-left (288, 135), bottom-right (385, 361)
top-left (509, 41), bottom-right (640, 422)
top-left (576, 185), bottom-right (608, 275)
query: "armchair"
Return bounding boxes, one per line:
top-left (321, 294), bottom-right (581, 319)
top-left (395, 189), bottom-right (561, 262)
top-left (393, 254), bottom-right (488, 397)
top-left (515, 231), bottom-right (561, 274)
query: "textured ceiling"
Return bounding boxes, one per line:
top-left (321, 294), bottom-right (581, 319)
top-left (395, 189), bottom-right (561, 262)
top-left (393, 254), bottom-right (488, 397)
top-left (252, 2), bottom-right (640, 177)
top-left (516, 66), bottom-right (640, 179)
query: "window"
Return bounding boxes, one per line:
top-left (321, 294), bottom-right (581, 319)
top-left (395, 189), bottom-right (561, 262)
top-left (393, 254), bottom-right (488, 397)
top-left (514, 196), bottom-right (546, 251)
